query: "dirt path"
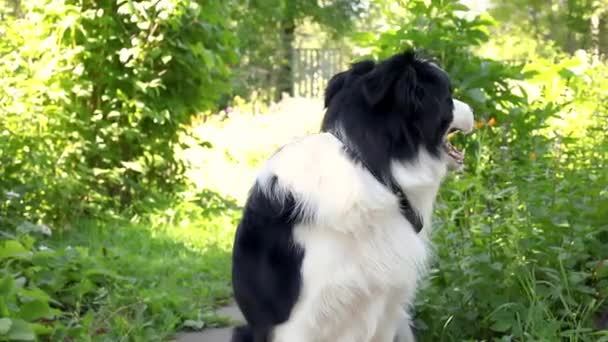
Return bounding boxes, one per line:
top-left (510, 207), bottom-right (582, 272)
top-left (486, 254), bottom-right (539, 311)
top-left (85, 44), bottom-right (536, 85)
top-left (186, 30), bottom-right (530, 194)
top-left (174, 304), bottom-right (244, 342)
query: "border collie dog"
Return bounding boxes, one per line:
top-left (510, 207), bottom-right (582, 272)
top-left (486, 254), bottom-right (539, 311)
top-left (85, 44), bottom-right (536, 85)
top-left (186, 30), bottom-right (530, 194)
top-left (231, 51), bottom-right (474, 342)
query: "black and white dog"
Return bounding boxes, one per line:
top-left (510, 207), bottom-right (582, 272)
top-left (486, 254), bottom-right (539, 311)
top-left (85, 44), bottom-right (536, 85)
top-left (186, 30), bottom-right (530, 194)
top-left (231, 51), bottom-right (474, 342)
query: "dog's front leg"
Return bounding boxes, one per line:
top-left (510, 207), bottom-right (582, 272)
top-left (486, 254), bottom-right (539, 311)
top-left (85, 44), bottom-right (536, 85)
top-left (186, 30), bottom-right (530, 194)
top-left (271, 317), bottom-right (312, 342)
top-left (393, 308), bottom-right (416, 342)
top-left (370, 303), bottom-right (415, 342)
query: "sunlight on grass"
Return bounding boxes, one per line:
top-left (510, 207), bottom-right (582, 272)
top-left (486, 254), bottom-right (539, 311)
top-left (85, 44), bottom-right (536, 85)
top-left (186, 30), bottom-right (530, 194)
top-left (46, 189), bottom-right (245, 340)
top-left (181, 98), bottom-right (324, 204)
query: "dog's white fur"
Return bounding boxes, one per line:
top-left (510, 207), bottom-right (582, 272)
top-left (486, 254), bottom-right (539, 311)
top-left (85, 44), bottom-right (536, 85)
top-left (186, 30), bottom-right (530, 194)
top-left (254, 100), bottom-right (473, 342)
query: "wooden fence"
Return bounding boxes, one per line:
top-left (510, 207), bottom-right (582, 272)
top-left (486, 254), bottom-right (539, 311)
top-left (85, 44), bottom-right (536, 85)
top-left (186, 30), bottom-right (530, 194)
top-left (292, 48), bottom-right (347, 98)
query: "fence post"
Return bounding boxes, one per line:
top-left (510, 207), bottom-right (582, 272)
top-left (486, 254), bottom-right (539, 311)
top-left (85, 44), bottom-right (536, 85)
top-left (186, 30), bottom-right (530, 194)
top-left (292, 48), bottom-right (345, 98)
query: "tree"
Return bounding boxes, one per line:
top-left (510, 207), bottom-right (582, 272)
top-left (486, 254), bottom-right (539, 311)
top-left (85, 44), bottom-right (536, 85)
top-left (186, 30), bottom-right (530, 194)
top-left (233, 0), bottom-right (364, 101)
top-left (0, 0), bottom-right (238, 224)
top-left (490, 0), bottom-right (608, 57)
top-left (0, 0), bottom-right (22, 18)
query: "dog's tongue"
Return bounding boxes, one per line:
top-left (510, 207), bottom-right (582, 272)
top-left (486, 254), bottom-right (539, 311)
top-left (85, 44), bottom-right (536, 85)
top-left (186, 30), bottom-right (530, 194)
top-left (446, 141), bottom-right (464, 162)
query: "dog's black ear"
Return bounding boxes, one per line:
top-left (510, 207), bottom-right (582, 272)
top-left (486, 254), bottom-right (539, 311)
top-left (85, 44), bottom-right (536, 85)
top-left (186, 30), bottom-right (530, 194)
top-left (361, 66), bottom-right (399, 108)
top-left (362, 51), bottom-right (422, 109)
top-left (324, 71), bottom-right (348, 108)
top-left (326, 60), bottom-right (376, 108)
top-left (394, 66), bottom-right (422, 114)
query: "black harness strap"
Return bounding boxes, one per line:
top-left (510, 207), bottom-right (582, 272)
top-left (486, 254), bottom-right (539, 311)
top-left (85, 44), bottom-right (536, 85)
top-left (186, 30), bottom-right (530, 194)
top-left (339, 141), bottom-right (424, 233)
top-left (388, 180), bottom-right (424, 233)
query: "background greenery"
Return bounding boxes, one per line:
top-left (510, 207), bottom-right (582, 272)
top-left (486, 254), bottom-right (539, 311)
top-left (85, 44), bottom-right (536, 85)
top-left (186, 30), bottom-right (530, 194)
top-left (1, 0), bottom-right (607, 340)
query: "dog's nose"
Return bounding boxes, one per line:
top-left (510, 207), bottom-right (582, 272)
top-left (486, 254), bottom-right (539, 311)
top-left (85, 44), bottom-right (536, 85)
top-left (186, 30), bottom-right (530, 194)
top-left (452, 99), bottom-right (474, 133)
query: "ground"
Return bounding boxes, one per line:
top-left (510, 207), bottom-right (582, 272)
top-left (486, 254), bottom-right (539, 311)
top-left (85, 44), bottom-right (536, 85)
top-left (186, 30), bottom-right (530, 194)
top-left (174, 303), bottom-right (244, 342)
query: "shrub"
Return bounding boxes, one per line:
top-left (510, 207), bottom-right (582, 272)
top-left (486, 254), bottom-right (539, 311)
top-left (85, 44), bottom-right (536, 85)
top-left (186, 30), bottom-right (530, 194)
top-left (0, 0), bottom-right (237, 227)
top-left (0, 187), bottom-right (241, 341)
top-left (355, 0), bottom-right (608, 340)
top-left (0, 229), bottom-right (122, 340)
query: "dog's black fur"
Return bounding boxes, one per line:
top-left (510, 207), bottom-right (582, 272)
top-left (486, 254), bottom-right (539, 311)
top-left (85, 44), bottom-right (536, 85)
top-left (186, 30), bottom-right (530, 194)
top-left (321, 50), bottom-right (454, 183)
top-left (231, 50), bottom-right (455, 342)
top-left (231, 179), bottom-right (304, 342)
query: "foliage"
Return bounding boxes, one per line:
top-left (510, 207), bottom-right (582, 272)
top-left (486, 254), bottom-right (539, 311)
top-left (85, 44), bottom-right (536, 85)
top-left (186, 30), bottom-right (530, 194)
top-left (490, 0), bottom-right (608, 56)
top-left (0, 190), bottom-right (239, 341)
top-left (230, 0), bottom-right (363, 102)
top-left (1, 230), bottom-right (120, 341)
top-left (0, 0), bottom-right (236, 226)
top-left (422, 59), bottom-right (608, 340)
top-left (356, 0), bottom-right (608, 340)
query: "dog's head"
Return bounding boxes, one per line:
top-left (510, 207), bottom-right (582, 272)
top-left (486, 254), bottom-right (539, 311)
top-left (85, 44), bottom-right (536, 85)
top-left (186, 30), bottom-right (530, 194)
top-left (321, 50), bottom-right (474, 177)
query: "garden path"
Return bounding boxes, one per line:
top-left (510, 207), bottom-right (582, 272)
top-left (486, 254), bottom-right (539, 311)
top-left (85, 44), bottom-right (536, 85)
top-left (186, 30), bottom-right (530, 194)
top-left (174, 303), bottom-right (244, 342)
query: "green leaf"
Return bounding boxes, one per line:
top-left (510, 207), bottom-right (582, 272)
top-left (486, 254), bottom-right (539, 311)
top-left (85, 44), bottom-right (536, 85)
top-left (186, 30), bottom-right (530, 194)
top-left (136, 21), bottom-right (150, 30)
top-left (0, 240), bottom-right (30, 260)
top-left (490, 319), bottom-right (512, 332)
top-left (0, 318), bottom-right (12, 335)
top-left (17, 288), bottom-right (52, 304)
top-left (0, 298), bottom-right (9, 318)
top-left (558, 68), bottom-right (576, 79)
top-left (118, 48), bottom-right (133, 63)
top-left (596, 260), bottom-right (608, 278)
top-left (182, 319), bottom-right (205, 330)
top-left (93, 168), bottom-right (111, 176)
top-left (466, 88), bottom-right (487, 104)
top-left (85, 267), bottom-right (119, 279)
top-left (0, 277), bottom-right (16, 297)
top-left (30, 322), bottom-right (53, 336)
top-left (6, 319), bottom-right (35, 341)
top-left (449, 3), bottom-right (470, 12)
top-left (17, 300), bottom-right (55, 321)
top-left (16, 222), bottom-right (52, 236)
top-left (202, 50), bottom-right (215, 68)
top-left (120, 161), bottom-right (144, 173)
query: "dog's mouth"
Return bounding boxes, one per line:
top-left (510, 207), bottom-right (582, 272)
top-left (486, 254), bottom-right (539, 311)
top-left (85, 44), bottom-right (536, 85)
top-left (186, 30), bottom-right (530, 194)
top-left (443, 128), bottom-right (466, 168)
top-left (443, 100), bottom-right (475, 170)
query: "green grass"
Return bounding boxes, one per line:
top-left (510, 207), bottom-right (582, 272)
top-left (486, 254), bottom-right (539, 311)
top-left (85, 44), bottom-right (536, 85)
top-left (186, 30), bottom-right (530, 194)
top-left (55, 191), bottom-right (242, 341)
top-left (1, 190), bottom-right (240, 341)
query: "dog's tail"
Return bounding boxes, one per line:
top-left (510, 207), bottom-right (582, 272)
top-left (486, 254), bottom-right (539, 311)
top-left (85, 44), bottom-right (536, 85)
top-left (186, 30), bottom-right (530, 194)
top-left (230, 325), bottom-right (255, 342)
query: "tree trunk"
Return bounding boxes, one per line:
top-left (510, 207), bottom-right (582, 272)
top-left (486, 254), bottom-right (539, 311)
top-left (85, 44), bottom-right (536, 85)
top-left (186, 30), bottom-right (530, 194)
top-left (529, 7), bottom-right (540, 37)
top-left (600, 13), bottom-right (608, 57)
top-left (276, 0), bottom-right (297, 101)
top-left (4, 0), bottom-right (22, 17)
top-left (276, 17), bottom-right (295, 101)
top-left (565, 0), bottom-right (577, 53)
top-left (591, 8), bottom-right (601, 62)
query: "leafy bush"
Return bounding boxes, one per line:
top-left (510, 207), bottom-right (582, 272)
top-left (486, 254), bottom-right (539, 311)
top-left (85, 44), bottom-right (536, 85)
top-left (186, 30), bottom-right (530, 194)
top-left (0, 230), bottom-right (122, 340)
top-left (0, 0), bottom-right (237, 226)
top-left (0, 188), bottom-right (240, 341)
top-left (356, 0), bottom-right (608, 340)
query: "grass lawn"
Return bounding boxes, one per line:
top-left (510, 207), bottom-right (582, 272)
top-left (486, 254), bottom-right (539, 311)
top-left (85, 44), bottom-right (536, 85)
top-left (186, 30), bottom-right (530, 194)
top-left (45, 191), bottom-right (240, 341)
